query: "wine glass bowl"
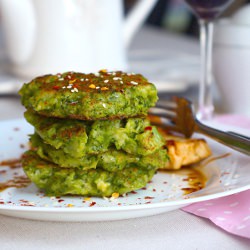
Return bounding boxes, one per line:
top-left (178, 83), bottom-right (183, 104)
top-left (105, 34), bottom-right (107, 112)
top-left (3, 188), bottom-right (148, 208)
top-left (184, 0), bottom-right (235, 120)
top-left (185, 0), bottom-right (235, 20)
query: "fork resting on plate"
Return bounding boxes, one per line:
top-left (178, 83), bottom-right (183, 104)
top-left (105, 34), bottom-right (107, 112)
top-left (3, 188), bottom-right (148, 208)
top-left (149, 97), bottom-right (250, 156)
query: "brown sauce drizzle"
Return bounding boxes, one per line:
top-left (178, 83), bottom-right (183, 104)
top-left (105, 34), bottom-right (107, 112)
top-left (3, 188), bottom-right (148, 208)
top-left (181, 168), bottom-right (206, 194)
top-left (0, 158), bottom-right (22, 168)
top-left (0, 176), bottom-right (31, 192)
top-left (0, 157), bottom-right (31, 192)
top-left (178, 153), bottom-right (230, 195)
top-left (160, 166), bottom-right (207, 195)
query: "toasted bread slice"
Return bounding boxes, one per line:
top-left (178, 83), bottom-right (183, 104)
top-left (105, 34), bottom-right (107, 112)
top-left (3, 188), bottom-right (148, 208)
top-left (162, 136), bottom-right (212, 170)
top-left (155, 126), bottom-right (212, 170)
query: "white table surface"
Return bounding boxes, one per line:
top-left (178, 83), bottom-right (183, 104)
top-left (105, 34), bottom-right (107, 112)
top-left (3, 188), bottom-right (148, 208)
top-left (0, 26), bottom-right (249, 250)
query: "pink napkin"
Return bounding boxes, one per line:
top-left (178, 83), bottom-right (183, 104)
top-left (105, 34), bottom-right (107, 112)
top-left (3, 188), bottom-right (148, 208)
top-left (183, 191), bottom-right (250, 238)
top-left (182, 114), bottom-right (250, 239)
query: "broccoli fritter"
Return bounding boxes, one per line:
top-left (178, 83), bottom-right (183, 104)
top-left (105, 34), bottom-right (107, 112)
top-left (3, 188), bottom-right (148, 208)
top-left (25, 110), bottom-right (165, 156)
top-left (19, 70), bottom-right (166, 197)
top-left (19, 71), bottom-right (158, 120)
top-left (22, 151), bottom-right (157, 197)
top-left (30, 133), bottom-right (169, 171)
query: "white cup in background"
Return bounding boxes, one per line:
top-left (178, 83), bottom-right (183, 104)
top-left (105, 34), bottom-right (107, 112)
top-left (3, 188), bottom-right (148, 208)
top-left (0, 0), bottom-right (157, 78)
top-left (213, 4), bottom-right (250, 116)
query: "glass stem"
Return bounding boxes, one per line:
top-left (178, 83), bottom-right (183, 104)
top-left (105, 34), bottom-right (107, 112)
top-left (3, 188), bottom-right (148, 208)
top-left (197, 19), bottom-right (214, 120)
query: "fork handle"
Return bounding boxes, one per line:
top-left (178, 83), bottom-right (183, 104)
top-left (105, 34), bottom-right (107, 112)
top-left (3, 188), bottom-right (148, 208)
top-left (196, 121), bottom-right (250, 156)
top-left (228, 131), bottom-right (250, 140)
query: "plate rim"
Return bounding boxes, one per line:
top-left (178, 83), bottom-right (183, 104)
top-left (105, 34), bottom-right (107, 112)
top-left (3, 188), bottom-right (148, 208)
top-left (0, 184), bottom-right (250, 213)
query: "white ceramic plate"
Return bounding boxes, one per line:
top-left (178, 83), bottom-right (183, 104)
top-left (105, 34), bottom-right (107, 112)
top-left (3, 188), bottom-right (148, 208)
top-left (0, 119), bottom-right (249, 222)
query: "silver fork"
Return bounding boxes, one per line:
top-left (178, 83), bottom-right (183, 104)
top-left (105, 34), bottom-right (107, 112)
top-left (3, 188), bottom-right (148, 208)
top-left (149, 96), bottom-right (250, 156)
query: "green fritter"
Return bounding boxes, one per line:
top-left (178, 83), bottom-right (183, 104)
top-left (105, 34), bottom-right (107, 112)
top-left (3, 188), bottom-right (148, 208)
top-left (24, 110), bottom-right (89, 158)
top-left (30, 133), bottom-right (169, 171)
top-left (19, 71), bottom-right (158, 120)
top-left (22, 151), bottom-right (157, 197)
top-left (25, 110), bottom-right (164, 156)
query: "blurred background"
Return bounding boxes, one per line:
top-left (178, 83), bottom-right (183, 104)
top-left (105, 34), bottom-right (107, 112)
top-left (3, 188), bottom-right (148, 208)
top-left (0, 0), bottom-right (249, 119)
top-left (126, 0), bottom-right (249, 36)
top-left (125, 0), bottom-right (250, 114)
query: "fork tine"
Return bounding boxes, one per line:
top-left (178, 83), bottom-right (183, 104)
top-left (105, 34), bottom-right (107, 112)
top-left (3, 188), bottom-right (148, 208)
top-left (173, 97), bottom-right (250, 155)
top-left (156, 100), bottom-right (177, 111)
top-left (149, 107), bottom-right (176, 120)
top-left (150, 96), bottom-right (195, 138)
top-left (173, 97), bottom-right (196, 137)
top-left (149, 116), bottom-right (185, 136)
top-left (151, 96), bottom-right (250, 155)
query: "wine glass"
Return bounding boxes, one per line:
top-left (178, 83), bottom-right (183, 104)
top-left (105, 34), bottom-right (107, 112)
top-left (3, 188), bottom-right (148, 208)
top-left (184, 0), bottom-right (235, 120)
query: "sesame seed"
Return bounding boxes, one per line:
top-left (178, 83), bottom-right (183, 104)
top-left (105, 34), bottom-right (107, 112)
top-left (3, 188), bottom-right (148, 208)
top-left (71, 89), bottom-right (75, 92)
top-left (130, 81), bottom-right (138, 85)
top-left (89, 84), bottom-right (96, 89)
top-left (113, 77), bottom-right (121, 80)
top-left (100, 69), bottom-right (107, 73)
top-left (62, 86), bottom-right (66, 89)
top-left (110, 192), bottom-right (120, 201)
top-left (80, 78), bottom-right (84, 81)
top-left (59, 78), bottom-right (64, 81)
top-left (104, 80), bottom-right (109, 83)
top-left (86, 79), bottom-right (89, 81)
top-left (67, 85), bottom-right (72, 89)
top-left (74, 88), bottom-right (78, 92)
top-left (120, 81), bottom-right (123, 84)
top-left (96, 86), bottom-right (100, 89)
top-left (69, 79), bottom-right (76, 84)
top-left (101, 87), bottom-right (108, 91)
top-left (102, 103), bottom-right (107, 108)
top-left (112, 192), bottom-right (119, 198)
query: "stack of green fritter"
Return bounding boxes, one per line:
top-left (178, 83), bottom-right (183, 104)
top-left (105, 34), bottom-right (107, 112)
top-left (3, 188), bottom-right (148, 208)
top-left (19, 71), bottom-right (168, 197)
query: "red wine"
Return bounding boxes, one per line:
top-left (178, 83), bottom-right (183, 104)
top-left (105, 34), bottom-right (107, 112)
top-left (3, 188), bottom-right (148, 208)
top-left (184, 0), bottom-right (235, 20)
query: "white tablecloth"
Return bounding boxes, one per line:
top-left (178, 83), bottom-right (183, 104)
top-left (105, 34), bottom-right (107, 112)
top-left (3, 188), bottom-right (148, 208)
top-left (0, 26), bottom-right (249, 250)
top-left (1, 210), bottom-right (250, 250)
